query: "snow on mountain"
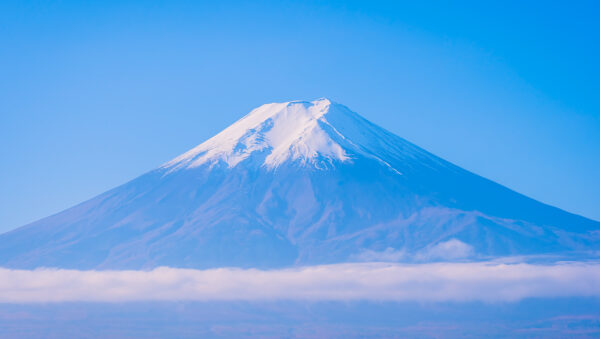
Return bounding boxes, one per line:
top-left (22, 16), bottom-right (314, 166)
top-left (163, 98), bottom-right (420, 173)
top-left (0, 99), bottom-right (598, 269)
top-left (165, 99), bottom-right (350, 170)
top-left (163, 98), bottom-right (441, 175)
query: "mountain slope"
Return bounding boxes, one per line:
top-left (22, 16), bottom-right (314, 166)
top-left (1, 98), bottom-right (598, 269)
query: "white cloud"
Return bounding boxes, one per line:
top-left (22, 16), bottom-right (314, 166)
top-left (352, 239), bottom-right (474, 263)
top-left (0, 261), bottom-right (599, 303)
top-left (416, 239), bottom-right (474, 260)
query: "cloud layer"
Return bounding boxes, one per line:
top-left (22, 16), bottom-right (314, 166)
top-left (1, 262), bottom-right (600, 303)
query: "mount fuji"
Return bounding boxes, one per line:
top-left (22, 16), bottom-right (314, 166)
top-left (1, 98), bottom-right (598, 269)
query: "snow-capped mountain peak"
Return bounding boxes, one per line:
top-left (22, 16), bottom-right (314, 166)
top-left (164, 98), bottom-right (360, 170)
top-left (2, 98), bottom-right (598, 270)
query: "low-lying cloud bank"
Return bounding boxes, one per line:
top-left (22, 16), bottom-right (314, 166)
top-left (1, 262), bottom-right (599, 303)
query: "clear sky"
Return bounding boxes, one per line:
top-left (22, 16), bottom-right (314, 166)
top-left (0, 0), bottom-right (598, 232)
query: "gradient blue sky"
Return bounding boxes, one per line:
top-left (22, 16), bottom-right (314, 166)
top-left (1, 0), bottom-right (598, 232)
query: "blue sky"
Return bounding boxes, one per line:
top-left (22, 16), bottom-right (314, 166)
top-left (0, 0), bottom-right (599, 232)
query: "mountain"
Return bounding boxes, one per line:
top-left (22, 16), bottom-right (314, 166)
top-left (1, 98), bottom-right (598, 269)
